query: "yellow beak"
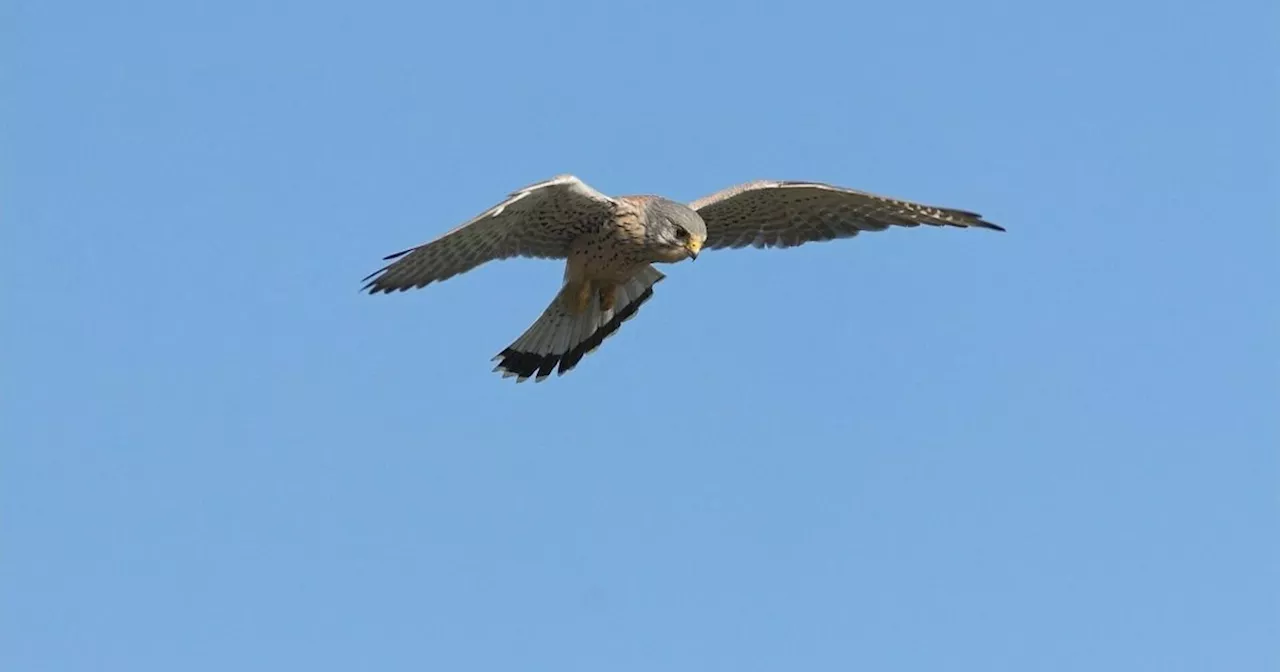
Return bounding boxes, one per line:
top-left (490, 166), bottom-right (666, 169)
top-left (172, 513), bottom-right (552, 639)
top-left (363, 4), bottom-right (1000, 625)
top-left (686, 238), bottom-right (703, 260)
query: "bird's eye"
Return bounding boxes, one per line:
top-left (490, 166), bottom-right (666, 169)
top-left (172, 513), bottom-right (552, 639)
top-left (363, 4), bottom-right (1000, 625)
top-left (674, 227), bottom-right (689, 240)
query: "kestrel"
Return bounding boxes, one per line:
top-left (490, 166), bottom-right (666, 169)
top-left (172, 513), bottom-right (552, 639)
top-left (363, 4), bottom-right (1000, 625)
top-left (363, 175), bottom-right (1004, 382)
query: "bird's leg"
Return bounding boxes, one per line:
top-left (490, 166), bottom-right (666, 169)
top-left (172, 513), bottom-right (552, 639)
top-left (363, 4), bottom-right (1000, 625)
top-left (561, 280), bottom-right (593, 315)
top-left (597, 283), bottom-right (618, 312)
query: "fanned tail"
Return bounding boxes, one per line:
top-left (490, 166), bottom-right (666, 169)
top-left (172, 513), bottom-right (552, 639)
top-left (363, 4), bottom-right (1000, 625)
top-left (492, 266), bottom-right (665, 382)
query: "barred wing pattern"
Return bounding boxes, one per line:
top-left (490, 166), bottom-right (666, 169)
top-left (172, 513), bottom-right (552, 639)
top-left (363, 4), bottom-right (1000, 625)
top-left (363, 175), bottom-right (618, 293)
top-left (690, 180), bottom-right (1004, 251)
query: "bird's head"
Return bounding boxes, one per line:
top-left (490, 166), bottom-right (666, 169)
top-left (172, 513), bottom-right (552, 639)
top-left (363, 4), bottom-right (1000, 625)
top-left (646, 199), bottom-right (707, 262)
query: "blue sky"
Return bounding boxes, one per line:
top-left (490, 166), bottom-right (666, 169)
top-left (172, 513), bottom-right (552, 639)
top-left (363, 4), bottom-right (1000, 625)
top-left (5, 0), bottom-right (1277, 669)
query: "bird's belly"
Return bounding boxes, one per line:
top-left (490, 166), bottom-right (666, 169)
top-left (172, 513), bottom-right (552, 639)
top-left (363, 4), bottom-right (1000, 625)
top-left (565, 232), bottom-right (647, 282)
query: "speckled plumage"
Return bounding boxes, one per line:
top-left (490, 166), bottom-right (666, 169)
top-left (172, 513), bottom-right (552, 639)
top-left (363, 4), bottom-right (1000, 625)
top-left (364, 174), bottom-right (1004, 382)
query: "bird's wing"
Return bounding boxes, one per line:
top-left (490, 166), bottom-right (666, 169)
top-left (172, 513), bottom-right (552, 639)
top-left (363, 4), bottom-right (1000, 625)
top-left (363, 174), bottom-right (618, 293)
top-left (689, 180), bottom-right (1004, 251)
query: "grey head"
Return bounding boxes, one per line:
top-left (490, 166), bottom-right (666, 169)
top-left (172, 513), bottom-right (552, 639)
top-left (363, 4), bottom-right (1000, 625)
top-left (642, 197), bottom-right (707, 262)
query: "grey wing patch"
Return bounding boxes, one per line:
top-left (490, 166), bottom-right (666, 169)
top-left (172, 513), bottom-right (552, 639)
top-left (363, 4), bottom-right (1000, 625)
top-left (690, 180), bottom-right (1004, 251)
top-left (363, 174), bottom-right (618, 293)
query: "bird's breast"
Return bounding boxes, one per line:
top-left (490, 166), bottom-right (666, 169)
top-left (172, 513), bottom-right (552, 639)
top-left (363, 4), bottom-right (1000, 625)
top-left (566, 219), bottom-right (651, 282)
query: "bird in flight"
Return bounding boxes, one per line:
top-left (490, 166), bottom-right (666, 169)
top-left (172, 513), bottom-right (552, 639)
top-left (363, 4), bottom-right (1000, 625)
top-left (363, 175), bottom-right (1004, 382)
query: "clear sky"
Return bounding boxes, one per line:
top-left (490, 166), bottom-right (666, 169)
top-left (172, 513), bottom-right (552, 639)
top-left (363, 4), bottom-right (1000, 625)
top-left (5, 0), bottom-right (1277, 670)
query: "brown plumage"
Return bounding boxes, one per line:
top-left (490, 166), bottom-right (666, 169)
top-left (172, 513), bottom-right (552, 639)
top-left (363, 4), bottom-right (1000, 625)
top-left (363, 174), bottom-right (1003, 382)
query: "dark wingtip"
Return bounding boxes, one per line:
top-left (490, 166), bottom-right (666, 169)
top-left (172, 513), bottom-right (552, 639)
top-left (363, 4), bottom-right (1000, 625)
top-left (360, 276), bottom-right (389, 294)
top-left (360, 264), bottom-right (393, 294)
top-left (360, 245), bottom-right (420, 294)
top-left (382, 247), bottom-right (416, 261)
top-left (953, 210), bottom-right (1004, 232)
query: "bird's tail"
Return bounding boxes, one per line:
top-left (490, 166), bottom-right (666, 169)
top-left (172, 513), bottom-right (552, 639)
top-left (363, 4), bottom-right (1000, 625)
top-left (492, 265), bottom-right (666, 382)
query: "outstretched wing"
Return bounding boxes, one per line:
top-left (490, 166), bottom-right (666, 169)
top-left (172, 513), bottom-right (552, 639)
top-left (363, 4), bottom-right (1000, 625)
top-left (690, 180), bottom-right (1004, 251)
top-left (363, 175), bottom-right (618, 293)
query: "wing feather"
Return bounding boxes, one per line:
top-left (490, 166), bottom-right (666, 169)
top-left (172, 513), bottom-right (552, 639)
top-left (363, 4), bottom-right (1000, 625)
top-left (363, 175), bottom-right (617, 293)
top-left (690, 180), bottom-right (1003, 251)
